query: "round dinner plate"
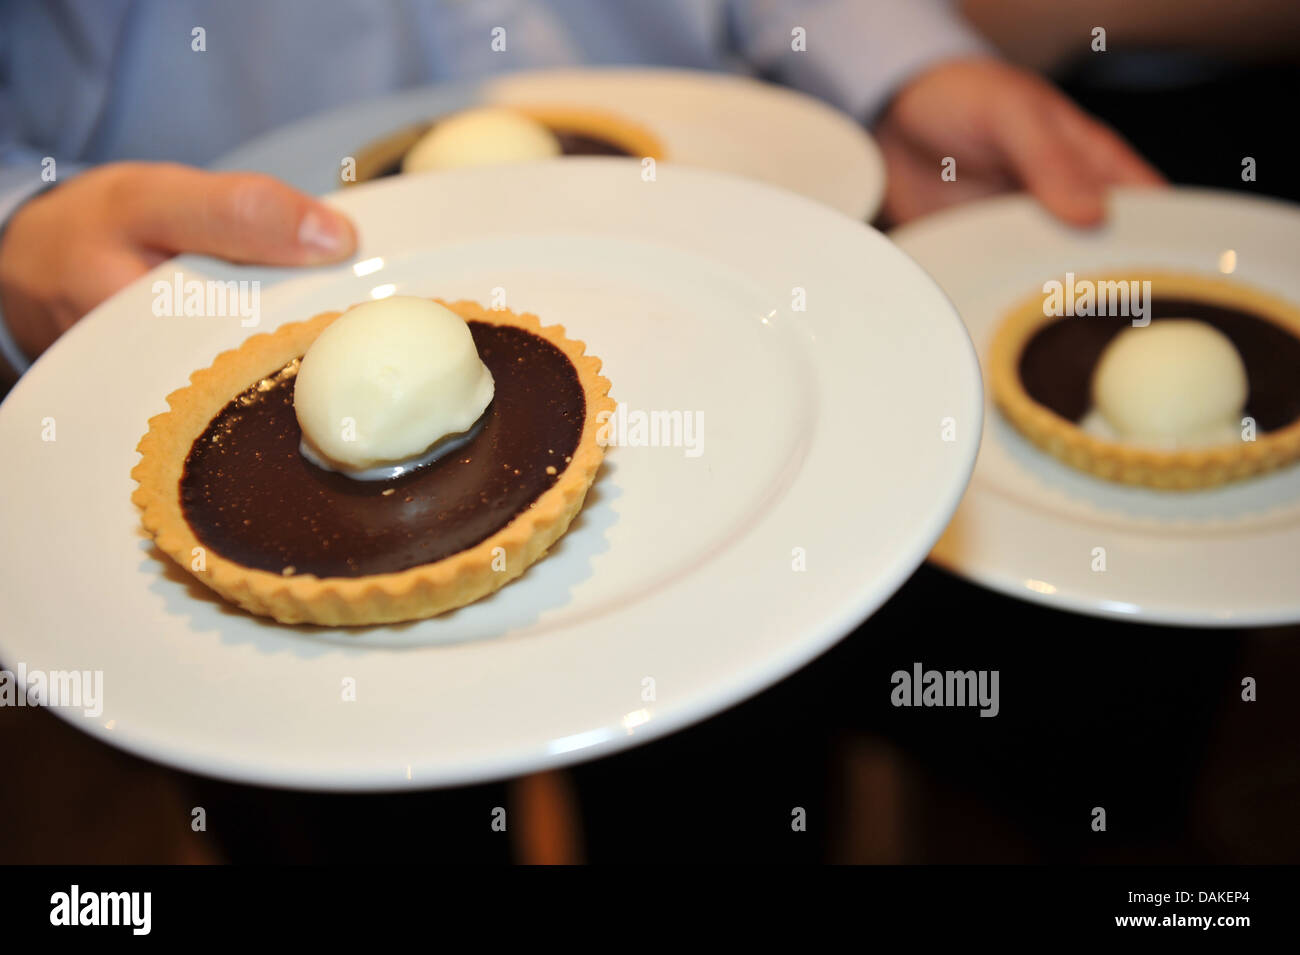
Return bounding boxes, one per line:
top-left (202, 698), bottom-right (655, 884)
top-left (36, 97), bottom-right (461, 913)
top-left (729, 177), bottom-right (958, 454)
top-left (212, 67), bottom-right (885, 220)
top-left (892, 187), bottom-right (1300, 627)
top-left (0, 162), bottom-right (978, 789)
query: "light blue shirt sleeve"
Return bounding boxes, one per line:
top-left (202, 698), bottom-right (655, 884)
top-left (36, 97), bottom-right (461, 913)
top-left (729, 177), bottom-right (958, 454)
top-left (728, 0), bottom-right (990, 123)
top-left (0, 169), bottom-right (43, 380)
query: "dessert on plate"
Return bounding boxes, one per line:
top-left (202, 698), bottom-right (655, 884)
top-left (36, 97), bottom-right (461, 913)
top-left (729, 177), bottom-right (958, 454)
top-left (351, 104), bottom-right (665, 182)
top-left (990, 270), bottom-right (1300, 489)
top-left (132, 297), bottom-right (613, 625)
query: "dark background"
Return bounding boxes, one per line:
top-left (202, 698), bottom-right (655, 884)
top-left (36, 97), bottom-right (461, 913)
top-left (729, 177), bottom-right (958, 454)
top-left (3, 56), bottom-right (1298, 865)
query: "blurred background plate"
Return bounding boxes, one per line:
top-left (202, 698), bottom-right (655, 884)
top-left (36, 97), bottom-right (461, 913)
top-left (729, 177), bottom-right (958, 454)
top-left (212, 67), bottom-right (886, 220)
top-left (0, 162), bottom-right (977, 789)
top-left (893, 187), bottom-right (1300, 626)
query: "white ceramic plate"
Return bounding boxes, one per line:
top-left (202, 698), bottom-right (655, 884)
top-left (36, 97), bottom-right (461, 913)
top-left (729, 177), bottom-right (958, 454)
top-left (0, 162), bottom-right (979, 789)
top-left (213, 67), bottom-right (885, 220)
top-left (893, 187), bottom-right (1300, 627)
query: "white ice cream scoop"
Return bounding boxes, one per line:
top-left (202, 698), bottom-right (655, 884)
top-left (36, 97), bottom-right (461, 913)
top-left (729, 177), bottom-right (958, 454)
top-left (1091, 319), bottom-right (1247, 446)
top-left (402, 107), bottom-right (561, 172)
top-left (294, 297), bottom-right (494, 478)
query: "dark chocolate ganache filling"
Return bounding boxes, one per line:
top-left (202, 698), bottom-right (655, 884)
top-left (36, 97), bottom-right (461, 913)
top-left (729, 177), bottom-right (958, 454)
top-left (374, 126), bottom-right (633, 177)
top-left (550, 130), bottom-right (635, 156)
top-left (180, 322), bottom-right (586, 578)
top-left (1019, 297), bottom-right (1300, 432)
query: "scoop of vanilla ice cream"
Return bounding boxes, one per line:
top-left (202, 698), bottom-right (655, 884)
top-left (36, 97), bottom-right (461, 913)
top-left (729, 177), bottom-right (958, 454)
top-left (402, 107), bottom-right (561, 173)
top-left (1092, 320), bottom-right (1247, 444)
top-left (294, 297), bottom-right (494, 472)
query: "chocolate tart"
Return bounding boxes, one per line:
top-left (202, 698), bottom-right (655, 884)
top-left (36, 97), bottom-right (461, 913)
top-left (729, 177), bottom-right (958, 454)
top-left (350, 105), bottom-right (665, 183)
top-left (132, 300), bottom-right (613, 625)
top-left (990, 270), bottom-right (1300, 489)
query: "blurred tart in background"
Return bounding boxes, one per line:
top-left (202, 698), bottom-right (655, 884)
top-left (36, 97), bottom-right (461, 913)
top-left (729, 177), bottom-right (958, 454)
top-left (350, 104), bottom-right (665, 182)
top-left (990, 270), bottom-right (1300, 489)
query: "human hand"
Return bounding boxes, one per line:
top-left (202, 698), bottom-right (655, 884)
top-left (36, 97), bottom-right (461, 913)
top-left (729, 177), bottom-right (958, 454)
top-left (0, 162), bottom-right (357, 361)
top-left (875, 57), bottom-right (1165, 227)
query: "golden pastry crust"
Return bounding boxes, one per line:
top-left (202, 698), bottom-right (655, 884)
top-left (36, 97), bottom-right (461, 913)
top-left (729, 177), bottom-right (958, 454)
top-left (348, 104), bottom-right (666, 184)
top-left (989, 270), bottom-right (1300, 490)
top-left (131, 300), bottom-right (613, 625)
